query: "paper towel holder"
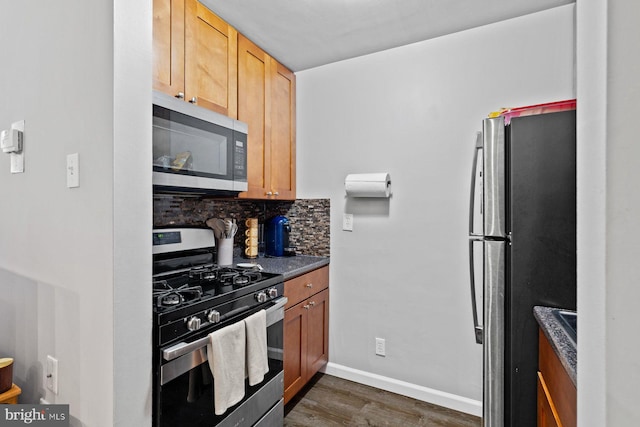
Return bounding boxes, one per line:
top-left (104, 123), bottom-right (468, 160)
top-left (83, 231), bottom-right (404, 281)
top-left (344, 173), bottom-right (391, 198)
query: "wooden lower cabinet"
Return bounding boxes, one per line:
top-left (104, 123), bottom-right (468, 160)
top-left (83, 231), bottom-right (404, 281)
top-left (283, 266), bottom-right (329, 404)
top-left (537, 330), bottom-right (576, 427)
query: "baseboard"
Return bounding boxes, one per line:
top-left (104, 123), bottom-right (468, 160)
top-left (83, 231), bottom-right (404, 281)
top-left (321, 362), bottom-right (482, 417)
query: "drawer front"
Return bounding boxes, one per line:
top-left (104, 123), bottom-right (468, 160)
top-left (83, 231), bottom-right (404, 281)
top-left (284, 266), bottom-right (329, 308)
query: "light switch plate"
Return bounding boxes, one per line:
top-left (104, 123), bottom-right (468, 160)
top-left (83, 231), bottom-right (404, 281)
top-left (67, 153), bottom-right (79, 188)
top-left (343, 213), bottom-right (353, 231)
top-left (10, 152), bottom-right (24, 173)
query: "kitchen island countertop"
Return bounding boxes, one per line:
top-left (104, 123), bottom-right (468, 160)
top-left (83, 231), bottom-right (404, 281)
top-left (534, 306), bottom-right (577, 386)
top-left (233, 254), bottom-right (329, 280)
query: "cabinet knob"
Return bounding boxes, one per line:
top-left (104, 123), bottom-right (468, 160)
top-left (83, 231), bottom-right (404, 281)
top-left (303, 304), bottom-right (310, 310)
top-left (309, 301), bottom-right (316, 307)
top-left (175, 92), bottom-right (185, 99)
top-left (274, 191), bottom-right (279, 196)
top-left (266, 191), bottom-right (273, 196)
top-left (305, 283), bottom-right (313, 288)
top-left (189, 97), bottom-right (197, 104)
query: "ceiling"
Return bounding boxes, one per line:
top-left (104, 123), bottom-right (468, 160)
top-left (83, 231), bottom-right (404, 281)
top-left (201, 0), bottom-right (574, 72)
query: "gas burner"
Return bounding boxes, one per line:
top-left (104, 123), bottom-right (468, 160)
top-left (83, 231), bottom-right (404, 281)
top-left (160, 292), bottom-right (183, 306)
top-left (188, 266), bottom-right (217, 281)
top-left (153, 280), bottom-right (203, 309)
top-left (215, 268), bottom-right (263, 287)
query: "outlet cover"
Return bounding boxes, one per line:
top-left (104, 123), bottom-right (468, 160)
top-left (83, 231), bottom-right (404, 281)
top-left (46, 355), bottom-right (59, 394)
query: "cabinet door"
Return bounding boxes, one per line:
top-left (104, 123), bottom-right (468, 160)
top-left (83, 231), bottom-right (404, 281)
top-left (306, 288), bottom-right (329, 378)
top-left (269, 60), bottom-right (296, 200)
top-left (537, 373), bottom-right (560, 427)
top-left (152, 0), bottom-right (185, 97)
top-left (538, 330), bottom-right (576, 427)
top-left (284, 301), bottom-right (307, 404)
top-left (238, 34), bottom-right (271, 199)
top-left (185, 0), bottom-right (237, 117)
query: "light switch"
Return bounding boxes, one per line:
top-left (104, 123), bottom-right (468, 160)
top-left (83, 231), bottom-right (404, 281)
top-left (342, 213), bottom-right (353, 231)
top-left (67, 153), bottom-right (79, 188)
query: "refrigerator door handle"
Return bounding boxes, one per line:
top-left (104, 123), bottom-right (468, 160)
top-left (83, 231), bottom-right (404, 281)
top-left (483, 117), bottom-right (506, 238)
top-left (484, 240), bottom-right (505, 427)
top-left (469, 237), bottom-right (483, 344)
top-left (469, 132), bottom-right (483, 237)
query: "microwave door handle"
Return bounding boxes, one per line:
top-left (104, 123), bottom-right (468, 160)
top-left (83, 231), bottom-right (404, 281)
top-left (469, 237), bottom-right (483, 344)
top-left (469, 132), bottom-right (483, 237)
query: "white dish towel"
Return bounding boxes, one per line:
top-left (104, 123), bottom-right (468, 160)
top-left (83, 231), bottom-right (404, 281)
top-left (244, 309), bottom-right (269, 386)
top-left (207, 321), bottom-right (246, 415)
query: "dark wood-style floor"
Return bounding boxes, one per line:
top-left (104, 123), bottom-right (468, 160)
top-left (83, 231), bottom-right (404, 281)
top-left (284, 373), bottom-right (481, 427)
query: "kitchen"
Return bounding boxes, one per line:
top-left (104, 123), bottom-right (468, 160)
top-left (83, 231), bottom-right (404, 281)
top-left (0, 1), bottom-right (638, 426)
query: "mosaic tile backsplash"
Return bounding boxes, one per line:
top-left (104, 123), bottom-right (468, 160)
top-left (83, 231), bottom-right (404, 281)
top-left (153, 196), bottom-right (330, 257)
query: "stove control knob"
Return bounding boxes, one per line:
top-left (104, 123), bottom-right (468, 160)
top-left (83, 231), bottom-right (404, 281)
top-left (256, 292), bottom-right (268, 303)
top-left (268, 288), bottom-right (278, 298)
top-left (186, 316), bottom-right (202, 331)
top-left (207, 310), bottom-right (221, 324)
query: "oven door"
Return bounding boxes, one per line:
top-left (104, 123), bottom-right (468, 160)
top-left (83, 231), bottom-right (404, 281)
top-left (155, 297), bottom-right (286, 427)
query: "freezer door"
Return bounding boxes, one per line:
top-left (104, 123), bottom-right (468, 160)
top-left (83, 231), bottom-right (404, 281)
top-left (468, 237), bottom-right (484, 344)
top-left (482, 117), bottom-right (506, 238)
top-left (484, 240), bottom-right (505, 427)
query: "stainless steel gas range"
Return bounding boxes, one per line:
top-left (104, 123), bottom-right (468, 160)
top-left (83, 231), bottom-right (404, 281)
top-left (152, 227), bottom-right (286, 427)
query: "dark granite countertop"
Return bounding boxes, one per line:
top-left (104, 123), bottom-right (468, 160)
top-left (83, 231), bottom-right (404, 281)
top-left (533, 306), bottom-right (577, 386)
top-left (232, 254), bottom-right (330, 280)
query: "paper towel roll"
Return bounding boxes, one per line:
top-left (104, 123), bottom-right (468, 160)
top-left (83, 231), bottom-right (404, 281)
top-left (345, 173), bottom-right (391, 198)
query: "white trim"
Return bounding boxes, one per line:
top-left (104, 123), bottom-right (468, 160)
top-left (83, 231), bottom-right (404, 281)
top-left (322, 362), bottom-right (482, 417)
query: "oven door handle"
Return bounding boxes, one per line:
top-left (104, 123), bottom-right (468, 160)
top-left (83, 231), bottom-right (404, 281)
top-left (162, 296), bottom-right (288, 362)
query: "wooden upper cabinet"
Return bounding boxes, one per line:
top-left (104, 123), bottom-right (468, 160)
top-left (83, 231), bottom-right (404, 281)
top-left (152, 0), bottom-right (185, 96)
top-left (269, 61), bottom-right (296, 200)
top-left (153, 3), bottom-right (295, 198)
top-left (185, 0), bottom-right (237, 117)
top-left (238, 35), bottom-right (271, 198)
top-left (153, 0), bottom-right (237, 117)
top-left (238, 34), bottom-right (296, 200)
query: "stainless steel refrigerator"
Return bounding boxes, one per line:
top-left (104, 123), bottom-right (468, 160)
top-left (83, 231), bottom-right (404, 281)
top-left (468, 105), bottom-right (577, 427)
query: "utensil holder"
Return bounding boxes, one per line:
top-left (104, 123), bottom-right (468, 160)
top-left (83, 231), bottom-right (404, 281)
top-left (216, 238), bottom-right (234, 266)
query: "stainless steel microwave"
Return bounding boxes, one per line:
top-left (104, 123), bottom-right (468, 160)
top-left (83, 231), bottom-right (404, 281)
top-left (152, 91), bottom-right (248, 194)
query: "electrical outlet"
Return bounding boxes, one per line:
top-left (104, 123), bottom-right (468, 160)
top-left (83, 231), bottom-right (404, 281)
top-left (343, 213), bottom-right (353, 231)
top-left (375, 338), bottom-right (386, 356)
top-left (46, 355), bottom-right (59, 394)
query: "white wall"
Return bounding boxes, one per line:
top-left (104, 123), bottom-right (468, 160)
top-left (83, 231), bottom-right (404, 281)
top-left (113, 0), bottom-right (153, 425)
top-left (0, 1), bottom-right (152, 426)
top-left (577, 0), bottom-right (640, 425)
top-left (296, 5), bottom-right (575, 414)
